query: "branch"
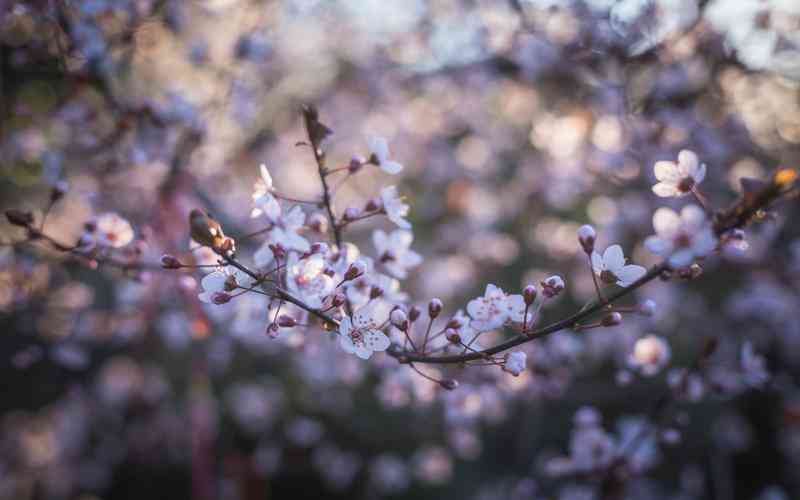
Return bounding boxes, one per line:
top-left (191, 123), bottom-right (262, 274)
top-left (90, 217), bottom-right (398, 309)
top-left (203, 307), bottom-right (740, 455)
top-left (301, 105), bottom-right (342, 248)
top-left (388, 168), bottom-right (797, 365)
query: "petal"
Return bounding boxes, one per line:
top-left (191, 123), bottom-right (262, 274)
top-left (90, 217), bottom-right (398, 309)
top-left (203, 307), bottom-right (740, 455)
top-left (603, 245), bottom-right (626, 272)
top-left (654, 161), bottom-right (680, 182)
top-left (353, 304), bottom-right (378, 329)
top-left (616, 265), bottom-right (646, 286)
top-left (381, 161), bottom-right (403, 175)
top-left (254, 244), bottom-right (274, 268)
top-left (355, 345), bottom-right (373, 359)
top-left (339, 333), bottom-right (356, 354)
top-left (653, 207), bottom-right (681, 237)
top-left (680, 205), bottom-right (706, 230)
top-left (677, 150), bottom-right (699, 176)
top-left (652, 183), bottom-right (680, 197)
top-left (284, 205), bottom-right (306, 230)
top-left (367, 136), bottom-right (389, 160)
top-left (668, 249), bottom-right (694, 268)
top-left (591, 251), bottom-right (604, 273)
top-left (467, 297), bottom-right (489, 320)
top-left (363, 330), bottom-right (391, 352)
top-left (691, 229), bottom-right (717, 256)
top-left (339, 317), bottom-right (353, 336)
top-left (372, 229), bottom-right (388, 253)
top-left (259, 164), bottom-right (273, 190)
top-left (644, 235), bottom-right (672, 256)
top-left (401, 250), bottom-right (423, 269)
top-left (694, 163), bottom-right (706, 184)
top-left (504, 295), bottom-right (527, 323)
top-left (390, 229), bottom-right (414, 249)
top-left (390, 215), bottom-right (412, 229)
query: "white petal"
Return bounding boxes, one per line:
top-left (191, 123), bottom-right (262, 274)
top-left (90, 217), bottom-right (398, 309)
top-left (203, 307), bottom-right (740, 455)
top-left (616, 265), bottom-right (646, 286)
top-left (669, 249), bottom-right (695, 268)
top-left (691, 229), bottom-right (717, 256)
top-left (680, 205), bottom-right (706, 230)
top-left (367, 136), bottom-right (389, 161)
top-left (254, 244), bottom-right (274, 268)
top-left (678, 150), bottom-right (699, 177)
top-left (363, 330), bottom-right (390, 352)
top-left (504, 295), bottom-right (527, 323)
top-left (652, 183), bottom-right (680, 197)
top-left (654, 161), bottom-right (680, 182)
top-left (381, 161), bottom-right (403, 175)
top-left (390, 229), bottom-right (414, 249)
top-left (400, 250), bottom-right (423, 269)
top-left (652, 207), bottom-right (681, 238)
top-left (694, 163), bottom-right (706, 184)
top-left (644, 235), bottom-right (672, 257)
top-left (591, 251), bottom-right (604, 273)
top-left (355, 345), bottom-right (373, 359)
top-left (284, 206), bottom-right (306, 230)
top-left (467, 297), bottom-right (489, 320)
top-left (339, 332), bottom-right (356, 354)
top-left (259, 164), bottom-right (273, 190)
top-left (372, 230), bottom-right (388, 253)
top-left (603, 245), bottom-right (626, 272)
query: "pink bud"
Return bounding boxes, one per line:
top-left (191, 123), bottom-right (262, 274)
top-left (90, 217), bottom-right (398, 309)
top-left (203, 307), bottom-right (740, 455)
top-left (445, 329), bottom-right (461, 344)
top-left (349, 156), bottom-right (365, 173)
top-left (523, 285), bottom-right (537, 305)
top-left (638, 299), bottom-right (656, 317)
top-left (331, 292), bottom-right (346, 308)
top-left (277, 315), bottom-right (296, 327)
top-left (266, 323), bottom-right (280, 338)
top-left (428, 298), bottom-right (443, 319)
top-left (370, 286), bottom-right (384, 299)
top-left (161, 254), bottom-right (182, 269)
top-left (439, 379), bottom-right (459, 391)
top-left (365, 198), bottom-right (380, 212)
top-left (601, 312), bottom-right (622, 327)
top-left (308, 213), bottom-right (328, 233)
top-left (344, 261), bottom-right (366, 281)
top-left (408, 306), bottom-right (421, 322)
top-left (391, 308), bottom-right (408, 329)
top-left (343, 207), bottom-right (361, 221)
top-left (540, 275), bottom-right (565, 299)
top-left (577, 224), bottom-right (596, 254)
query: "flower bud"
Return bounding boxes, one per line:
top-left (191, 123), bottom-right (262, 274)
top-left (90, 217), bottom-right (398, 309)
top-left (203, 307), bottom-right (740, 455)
top-left (269, 243), bottom-right (286, 260)
top-left (439, 379), bottom-right (459, 391)
top-left (428, 298), bottom-right (443, 319)
top-left (277, 315), bottom-right (296, 327)
top-left (161, 254), bottom-right (182, 269)
top-left (638, 299), bottom-right (657, 317)
top-left (50, 180), bottom-right (69, 203)
top-left (212, 292), bottom-right (231, 305)
top-left (365, 198), bottom-right (380, 212)
top-left (446, 318), bottom-right (463, 330)
top-left (445, 328), bottom-right (461, 344)
top-left (578, 224), bottom-right (596, 254)
top-left (523, 285), bottom-right (537, 306)
top-left (331, 292), bottom-right (346, 308)
top-left (266, 322), bottom-right (280, 338)
top-left (370, 286), bottom-right (384, 299)
top-left (601, 312), bottom-right (622, 327)
top-left (349, 155), bottom-right (365, 174)
top-left (344, 261), bottom-right (366, 281)
top-left (5, 209), bottom-right (34, 227)
top-left (391, 308), bottom-right (409, 330)
top-left (343, 207), bottom-right (361, 221)
top-left (408, 306), bottom-right (421, 322)
top-left (308, 213), bottom-right (328, 233)
top-left (540, 275), bottom-right (565, 299)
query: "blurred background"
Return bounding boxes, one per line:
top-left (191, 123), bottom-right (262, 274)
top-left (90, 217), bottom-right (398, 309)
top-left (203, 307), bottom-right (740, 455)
top-left (1, 1), bottom-right (800, 499)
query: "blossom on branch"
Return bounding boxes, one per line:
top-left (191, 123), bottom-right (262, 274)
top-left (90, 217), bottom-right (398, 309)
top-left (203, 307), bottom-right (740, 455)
top-left (644, 205), bottom-right (717, 268)
top-left (93, 213), bottom-right (134, 248)
top-left (339, 303), bottom-right (391, 359)
top-left (373, 229), bottom-right (422, 279)
top-left (251, 164), bottom-right (281, 221)
top-left (591, 244), bottom-right (646, 287)
top-left (286, 252), bottom-right (335, 309)
top-left (466, 284), bottom-right (527, 331)
top-left (368, 136), bottom-right (403, 174)
top-left (380, 186), bottom-right (411, 229)
top-left (652, 150), bottom-right (706, 198)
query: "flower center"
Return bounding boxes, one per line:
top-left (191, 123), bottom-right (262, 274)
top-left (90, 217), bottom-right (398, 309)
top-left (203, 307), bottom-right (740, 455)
top-left (675, 232), bottom-right (692, 248)
top-left (599, 270), bottom-right (618, 284)
top-left (677, 177), bottom-right (695, 193)
top-left (349, 329), bottom-right (364, 347)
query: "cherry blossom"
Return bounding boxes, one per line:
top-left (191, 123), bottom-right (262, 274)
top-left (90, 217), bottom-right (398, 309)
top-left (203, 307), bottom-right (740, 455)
top-left (591, 244), bottom-right (647, 287)
top-left (251, 164), bottom-right (281, 221)
top-left (338, 303), bottom-right (392, 359)
top-left (372, 229), bottom-right (422, 279)
top-left (286, 253), bottom-right (335, 309)
top-left (254, 205), bottom-right (311, 266)
top-left (93, 213), bottom-right (134, 248)
top-left (628, 335), bottom-right (671, 376)
top-left (652, 150), bottom-right (706, 198)
top-left (367, 136), bottom-right (403, 174)
top-left (380, 186), bottom-right (411, 229)
top-left (466, 284), bottom-right (527, 331)
top-left (644, 205), bottom-right (717, 268)
top-left (503, 351), bottom-right (527, 376)
top-left (198, 267), bottom-right (255, 304)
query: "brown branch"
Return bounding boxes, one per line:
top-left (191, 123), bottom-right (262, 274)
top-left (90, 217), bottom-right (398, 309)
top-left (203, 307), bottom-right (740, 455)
top-left (388, 168), bottom-right (797, 365)
top-left (301, 105), bottom-right (342, 248)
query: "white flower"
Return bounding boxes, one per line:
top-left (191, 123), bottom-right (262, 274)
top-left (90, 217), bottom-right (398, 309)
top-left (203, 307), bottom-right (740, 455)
top-left (644, 205), bottom-right (717, 268)
top-left (380, 186), bottom-right (411, 229)
top-left (339, 303), bottom-right (391, 359)
top-left (286, 253), bottom-right (334, 309)
top-left (652, 150), bottom-right (706, 198)
top-left (740, 342), bottom-right (769, 388)
top-left (94, 213), bottom-right (134, 248)
top-left (198, 268), bottom-right (254, 304)
top-left (368, 136), bottom-right (403, 174)
top-left (466, 284), bottom-right (527, 331)
top-left (372, 229), bottom-right (422, 279)
top-left (251, 164), bottom-right (281, 221)
top-left (254, 205), bottom-right (311, 267)
top-left (591, 244), bottom-right (647, 287)
top-left (541, 275), bottom-right (565, 298)
top-left (628, 335), bottom-right (671, 376)
top-left (503, 351), bottom-right (527, 376)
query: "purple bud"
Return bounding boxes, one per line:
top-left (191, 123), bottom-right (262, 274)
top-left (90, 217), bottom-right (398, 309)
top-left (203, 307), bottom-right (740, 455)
top-left (601, 312), bottom-right (622, 327)
top-left (277, 315), bottom-right (296, 327)
top-left (408, 306), bottom-right (421, 322)
top-left (577, 224), bottom-right (596, 254)
top-left (439, 379), bottom-right (459, 391)
top-left (161, 254), bottom-right (182, 269)
top-left (523, 285), bottom-right (537, 305)
top-left (638, 299), bottom-right (657, 317)
top-left (445, 328), bottom-right (461, 344)
top-left (391, 308), bottom-right (408, 330)
top-left (344, 261), bottom-right (366, 281)
top-left (212, 292), bottom-right (231, 305)
top-left (349, 156), bottom-right (365, 173)
top-left (428, 298), bottom-right (443, 319)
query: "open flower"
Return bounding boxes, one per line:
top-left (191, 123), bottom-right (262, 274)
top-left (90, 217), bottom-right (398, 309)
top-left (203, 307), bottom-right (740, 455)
top-left (644, 205), bottom-right (717, 268)
top-left (373, 229), bottom-right (422, 279)
top-left (466, 284), bottom-right (527, 331)
top-left (286, 253), bottom-right (334, 309)
top-left (94, 213), bottom-right (134, 248)
top-left (254, 205), bottom-right (311, 266)
top-left (628, 335), bottom-right (671, 376)
top-left (251, 164), bottom-right (281, 221)
top-left (198, 267), bottom-right (254, 304)
top-left (339, 303), bottom-right (391, 359)
top-left (380, 186), bottom-right (411, 229)
top-left (652, 150), bottom-right (706, 198)
top-left (591, 244), bottom-right (646, 287)
top-left (503, 351), bottom-right (527, 376)
top-left (368, 136), bottom-right (403, 174)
